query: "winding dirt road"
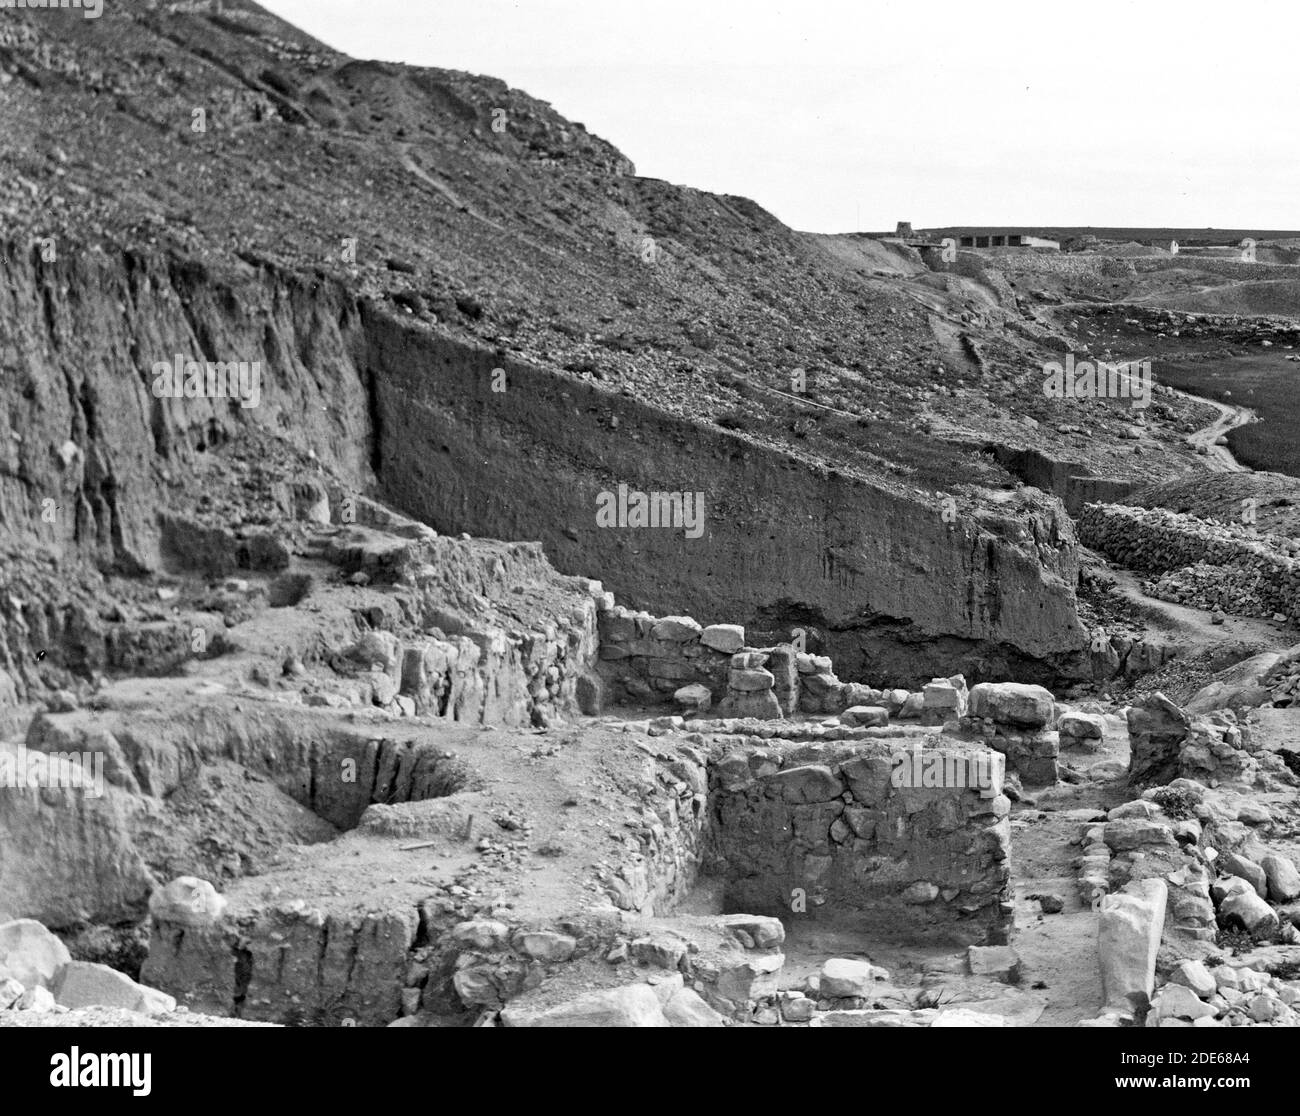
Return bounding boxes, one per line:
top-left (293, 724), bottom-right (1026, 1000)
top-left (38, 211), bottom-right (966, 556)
top-left (1173, 387), bottom-right (1257, 471)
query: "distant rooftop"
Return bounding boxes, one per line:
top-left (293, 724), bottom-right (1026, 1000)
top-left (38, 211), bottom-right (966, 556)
top-left (915, 226), bottom-right (1300, 244)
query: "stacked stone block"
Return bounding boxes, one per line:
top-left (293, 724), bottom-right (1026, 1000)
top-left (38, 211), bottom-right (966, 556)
top-left (704, 739), bottom-right (1012, 944)
top-left (960, 682), bottom-right (1059, 784)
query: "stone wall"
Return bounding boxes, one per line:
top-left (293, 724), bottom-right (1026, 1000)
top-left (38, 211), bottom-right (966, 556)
top-left (1079, 503), bottom-right (1300, 624)
top-left (703, 738), bottom-right (1011, 945)
top-left (960, 681), bottom-right (1060, 784)
top-left (1071, 302), bottom-right (1300, 345)
top-left (981, 252), bottom-right (1139, 279)
top-left (596, 604), bottom-right (922, 720)
top-left (979, 253), bottom-right (1296, 287)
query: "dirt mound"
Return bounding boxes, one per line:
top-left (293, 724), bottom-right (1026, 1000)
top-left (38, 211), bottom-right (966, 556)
top-left (1131, 471), bottom-right (1300, 537)
top-left (1148, 280), bottom-right (1300, 318)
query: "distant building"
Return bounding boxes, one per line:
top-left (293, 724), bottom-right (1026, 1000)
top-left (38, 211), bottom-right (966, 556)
top-left (956, 233), bottom-right (1059, 250)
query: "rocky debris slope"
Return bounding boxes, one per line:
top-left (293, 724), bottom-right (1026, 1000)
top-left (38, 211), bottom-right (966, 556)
top-left (1078, 686), bottom-right (1300, 1026)
top-left (1128, 469), bottom-right (1300, 540)
top-left (1126, 692), bottom-right (1298, 789)
top-left (0, 1), bottom-right (1246, 684)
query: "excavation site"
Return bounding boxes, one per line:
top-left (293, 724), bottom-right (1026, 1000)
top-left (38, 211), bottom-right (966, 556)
top-left (4, 0), bottom-right (1300, 1057)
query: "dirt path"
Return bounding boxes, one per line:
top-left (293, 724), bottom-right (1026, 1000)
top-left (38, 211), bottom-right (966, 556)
top-left (1106, 567), bottom-right (1287, 649)
top-left (1172, 386), bottom-right (1257, 471)
top-left (1010, 809), bottom-right (1104, 1025)
top-left (1011, 716), bottom-right (1134, 1025)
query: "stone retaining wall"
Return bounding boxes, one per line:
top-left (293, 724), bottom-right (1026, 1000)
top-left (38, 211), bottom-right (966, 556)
top-left (1078, 503), bottom-right (1300, 624)
top-left (703, 738), bottom-right (1012, 944)
top-left (596, 605), bottom-right (913, 719)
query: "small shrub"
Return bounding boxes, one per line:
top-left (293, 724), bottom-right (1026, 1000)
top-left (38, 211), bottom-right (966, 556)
top-left (714, 409), bottom-right (749, 432)
top-left (1273, 959), bottom-right (1300, 982)
top-left (1211, 926), bottom-right (1253, 952)
top-left (1151, 786), bottom-right (1197, 820)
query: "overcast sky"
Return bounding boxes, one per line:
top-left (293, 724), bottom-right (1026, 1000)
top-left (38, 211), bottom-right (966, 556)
top-left (259, 0), bottom-right (1299, 234)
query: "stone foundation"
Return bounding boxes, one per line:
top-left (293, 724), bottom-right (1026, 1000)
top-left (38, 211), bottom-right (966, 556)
top-left (703, 737), bottom-right (1012, 944)
top-left (960, 682), bottom-right (1060, 783)
top-left (596, 604), bottom-right (926, 721)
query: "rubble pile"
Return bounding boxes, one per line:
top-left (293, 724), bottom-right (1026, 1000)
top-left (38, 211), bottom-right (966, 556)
top-left (1146, 561), bottom-right (1271, 617)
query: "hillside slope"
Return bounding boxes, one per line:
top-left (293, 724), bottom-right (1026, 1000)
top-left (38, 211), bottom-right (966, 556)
top-left (0, 0), bottom-right (1232, 682)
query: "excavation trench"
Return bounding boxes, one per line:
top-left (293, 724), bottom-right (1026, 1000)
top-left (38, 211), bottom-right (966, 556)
top-left (4, 704), bottom-right (476, 927)
top-left (2, 701), bottom-right (482, 1024)
top-left (66, 716), bottom-right (1016, 1026)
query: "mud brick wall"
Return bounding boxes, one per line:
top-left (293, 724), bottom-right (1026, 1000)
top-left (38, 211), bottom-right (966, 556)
top-left (595, 740), bottom-right (711, 916)
top-left (313, 500), bottom-right (606, 727)
top-left (1079, 503), bottom-right (1300, 623)
top-left (366, 313), bottom-right (1088, 674)
top-left (986, 445), bottom-right (1138, 515)
top-left (703, 739), bottom-right (1012, 944)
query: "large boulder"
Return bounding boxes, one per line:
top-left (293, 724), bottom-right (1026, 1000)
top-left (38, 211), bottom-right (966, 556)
top-left (1103, 817), bottom-right (1176, 852)
top-left (1098, 878), bottom-right (1167, 1012)
top-left (0, 919), bottom-right (70, 990)
top-left (662, 987), bottom-right (726, 1027)
top-left (922, 677), bottom-right (968, 720)
top-left (718, 915), bottom-right (786, 949)
top-left (54, 961), bottom-right (176, 1015)
top-left (500, 983), bottom-right (667, 1027)
top-left (651, 617), bottom-right (703, 643)
top-left (1151, 983), bottom-right (1217, 1022)
top-left (1219, 853), bottom-right (1267, 899)
top-left (1217, 888), bottom-right (1279, 936)
top-left (708, 954), bottom-right (785, 1015)
top-left (1059, 712), bottom-right (1106, 741)
top-left (148, 877), bottom-right (228, 929)
top-left (716, 690), bottom-right (783, 719)
top-left (968, 683), bottom-right (1054, 728)
top-left (1186, 651), bottom-right (1281, 715)
top-left (672, 683), bottom-right (712, 713)
top-left (763, 765), bottom-right (844, 804)
top-left (840, 706), bottom-right (889, 728)
top-left (1126, 693), bottom-right (1190, 786)
top-left (1169, 959), bottom-right (1217, 1000)
top-left (729, 669), bottom-right (775, 693)
top-left (819, 957), bottom-right (888, 998)
top-left (1261, 854), bottom-right (1300, 903)
top-left (700, 625), bottom-right (745, 654)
